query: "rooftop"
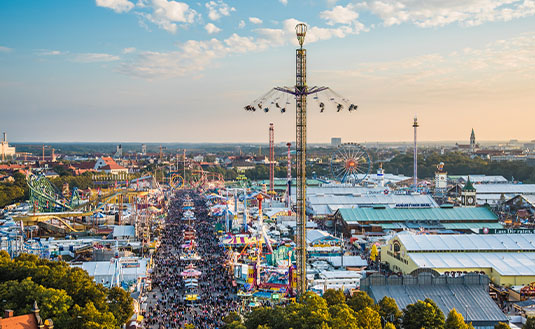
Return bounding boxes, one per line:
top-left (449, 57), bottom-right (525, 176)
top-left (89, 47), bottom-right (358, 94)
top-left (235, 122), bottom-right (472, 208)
top-left (397, 233), bottom-right (535, 252)
top-left (337, 207), bottom-right (498, 223)
top-left (363, 273), bottom-right (508, 326)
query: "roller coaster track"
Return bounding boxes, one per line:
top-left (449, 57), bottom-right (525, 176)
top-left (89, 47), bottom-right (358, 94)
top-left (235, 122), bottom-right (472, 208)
top-left (17, 174), bottom-right (144, 228)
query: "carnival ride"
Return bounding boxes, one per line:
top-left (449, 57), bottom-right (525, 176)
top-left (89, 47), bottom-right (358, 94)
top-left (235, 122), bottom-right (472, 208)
top-left (244, 24), bottom-right (357, 296)
top-left (16, 173), bottom-right (154, 232)
top-left (330, 142), bottom-right (372, 185)
top-left (171, 159), bottom-right (225, 190)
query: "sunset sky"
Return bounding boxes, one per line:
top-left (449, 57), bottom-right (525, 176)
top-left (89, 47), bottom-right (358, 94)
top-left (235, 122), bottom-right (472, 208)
top-left (0, 0), bottom-right (534, 143)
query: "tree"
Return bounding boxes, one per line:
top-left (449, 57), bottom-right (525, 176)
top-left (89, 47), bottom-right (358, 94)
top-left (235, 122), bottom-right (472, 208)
top-left (347, 291), bottom-right (376, 313)
top-left (108, 287), bottom-right (134, 326)
top-left (323, 289), bottom-right (346, 306)
top-left (244, 307), bottom-right (276, 329)
top-left (71, 302), bottom-right (116, 329)
top-left (223, 312), bottom-right (242, 324)
top-left (445, 308), bottom-right (474, 329)
top-left (524, 317), bottom-right (535, 329)
top-left (328, 304), bottom-right (359, 329)
top-left (402, 299), bottom-right (445, 329)
top-left (355, 306), bottom-right (382, 329)
top-left (384, 323), bottom-right (396, 329)
top-left (0, 253), bottom-right (133, 328)
top-left (0, 278), bottom-right (73, 325)
top-left (378, 296), bottom-right (402, 327)
top-left (495, 323), bottom-right (511, 329)
top-left (295, 292), bottom-right (331, 329)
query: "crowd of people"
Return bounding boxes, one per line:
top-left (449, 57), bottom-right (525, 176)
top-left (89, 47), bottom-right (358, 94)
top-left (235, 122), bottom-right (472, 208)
top-left (142, 191), bottom-right (240, 328)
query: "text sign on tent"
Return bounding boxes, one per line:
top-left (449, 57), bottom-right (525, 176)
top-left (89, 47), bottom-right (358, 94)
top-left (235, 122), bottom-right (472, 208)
top-left (480, 228), bottom-right (535, 234)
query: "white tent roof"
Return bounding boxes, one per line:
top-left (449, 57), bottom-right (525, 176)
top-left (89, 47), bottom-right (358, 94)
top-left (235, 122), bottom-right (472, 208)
top-left (410, 252), bottom-right (535, 276)
top-left (398, 234), bottom-right (535, 252)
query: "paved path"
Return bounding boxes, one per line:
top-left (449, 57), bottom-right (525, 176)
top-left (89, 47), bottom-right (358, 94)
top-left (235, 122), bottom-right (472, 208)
top-left (142, 192), bottom-right (239, 329)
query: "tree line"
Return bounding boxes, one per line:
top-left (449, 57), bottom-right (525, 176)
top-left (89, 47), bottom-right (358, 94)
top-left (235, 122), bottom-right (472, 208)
top-left (382, 151), bottom-right (535, 183)
top-left (222, 289), bottom-right (521, 329)
top-left (0, 252), bottom-right (133, 329)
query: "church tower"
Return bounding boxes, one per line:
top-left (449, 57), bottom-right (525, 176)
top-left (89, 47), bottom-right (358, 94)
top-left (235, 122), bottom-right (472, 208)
top-left (470, 128), bottom-right (476, 153)
top-left (461, 177), bottom-right (477, 207)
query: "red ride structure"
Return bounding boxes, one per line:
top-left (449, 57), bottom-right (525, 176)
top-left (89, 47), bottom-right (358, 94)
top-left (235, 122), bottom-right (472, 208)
top-left (269, 123), bottom-right (275, 195)
top-left (286, 142), bottom-right (292, 209)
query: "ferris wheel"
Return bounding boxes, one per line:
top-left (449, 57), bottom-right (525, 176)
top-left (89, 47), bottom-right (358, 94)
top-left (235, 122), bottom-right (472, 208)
top-left (331, 142), bottom-right (372, 184)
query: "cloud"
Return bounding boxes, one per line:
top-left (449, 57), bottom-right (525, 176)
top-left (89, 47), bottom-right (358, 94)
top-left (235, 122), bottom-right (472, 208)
top-left (205, 23), bottom-right (221, 34)
top-left (344, 32), bottom-right (535, 91)
top-left (118, 33), bottom-right (271, 78)
top-left (205, 0), bottom-right (235, 21)
top-left (238, 20), bottom-right (245, 28)
top-left (136, 0), bottom-right (199, 33)
top-left (249, 17), bottom-right (263, 24)
top-left (360, 0), bottom-right (535, 27)
top-left (95, 0), bottom-right (135, 13)
top-left (72, 53), bottom-right (121, 63)
top-left (45, 50), bottom-right (62, 55)
top-left (279, 0), bottom-right (288, 5)
top-left (118, 18), bottom-right (370, 79)
top-left (122, 47), bottom-right (136, 54)
top-left (320, 4), bottom-right (359, 25)
top-left (0, 46), bottom-right (13, 53)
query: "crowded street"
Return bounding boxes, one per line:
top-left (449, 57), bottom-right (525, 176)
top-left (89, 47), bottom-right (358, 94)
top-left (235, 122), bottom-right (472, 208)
top-left (142, 191), bottom-right (240, 328)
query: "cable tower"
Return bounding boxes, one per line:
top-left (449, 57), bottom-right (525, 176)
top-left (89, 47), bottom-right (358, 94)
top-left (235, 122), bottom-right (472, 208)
top-left (244, 23), bottom-right (357, 297)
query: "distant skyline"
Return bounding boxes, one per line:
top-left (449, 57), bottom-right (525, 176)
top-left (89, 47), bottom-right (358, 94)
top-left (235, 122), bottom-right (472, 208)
top-left (0, 0), bottom-right (534, 143)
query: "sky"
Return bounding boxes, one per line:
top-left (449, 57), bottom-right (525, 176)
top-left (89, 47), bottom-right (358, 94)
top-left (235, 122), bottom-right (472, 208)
top-left (0, 0), bottom-right (534, 144)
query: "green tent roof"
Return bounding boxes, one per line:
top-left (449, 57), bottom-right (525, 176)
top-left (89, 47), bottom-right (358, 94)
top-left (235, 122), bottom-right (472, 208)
top-left (337, 207), bottom-right (498, 223)
top-left (441, 222), bottom-right (503, 230)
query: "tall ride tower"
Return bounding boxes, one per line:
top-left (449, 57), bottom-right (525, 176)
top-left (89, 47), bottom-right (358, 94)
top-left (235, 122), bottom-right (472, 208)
top-left (244, 23), bottom-right (357, 297)
top-left (413, 116), bottom-right (419, 189)
top-left (269, 123), bottom-right (275, 194)
top-left (294, 24), bottom-right (308, 296)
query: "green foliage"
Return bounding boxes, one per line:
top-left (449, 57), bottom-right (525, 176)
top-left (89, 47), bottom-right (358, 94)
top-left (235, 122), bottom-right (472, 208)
top-left (355, 306), bottom-right (382, 329)
top-left (322, 289), bottom-right (346, 306)
top-left (328, 304), bottom-right (358, 329)
top-left (402, 298), bottom-right (445, 329)
top-left (347, 291), bottom-right (376, 313)
top-left (524, 317), bottom-right (535, 329)
top-left (445, 308), bottom-right (474, 329)
top-left (0, 172), bottom-right (28, 208)
top-left (223, 311), bottom-right (242, 324)
top-left (50, 172), bottom-right (94, 190)
top-left (239, 290), bottom-right (461, 329)
top-left (0, 253), bottom-right (134, 329)
top-left (378, 296), bottom-right (402, 327)
top-left (108, 287), bottom-right (134, 325)
top-left (495, 323), bottom-right (511, 329)
top-left (385, 322), bottom-right (397, 329)
top-left (383, 151), bottom-right (535, 183)
top-left (224, 320), bottom-right (247, 329)
top-left (52, 165), bottom-right (75, 177)
top-left (0, 278), bottom-right (73, 323)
